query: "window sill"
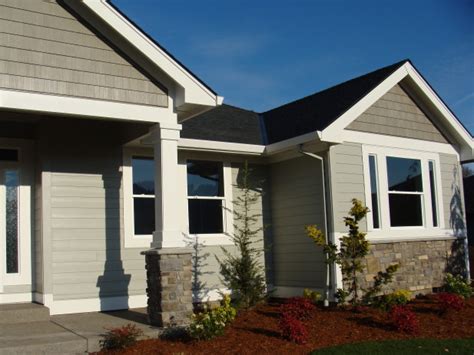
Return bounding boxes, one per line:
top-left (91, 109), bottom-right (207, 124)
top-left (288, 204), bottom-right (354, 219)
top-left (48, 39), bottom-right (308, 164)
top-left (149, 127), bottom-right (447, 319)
top-left (124, 235), bottom-right (152, 249)
top-left (365, 228), bottom-right (465, 244)
top-left (186, 233), bottom-right (234, 246)
top-left (124, 233), bottom-right (234, 249)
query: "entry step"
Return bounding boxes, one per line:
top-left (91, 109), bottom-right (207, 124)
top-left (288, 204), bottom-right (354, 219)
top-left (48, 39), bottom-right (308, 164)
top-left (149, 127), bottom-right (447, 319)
top-left (0, 303), bottom-right (50, 324)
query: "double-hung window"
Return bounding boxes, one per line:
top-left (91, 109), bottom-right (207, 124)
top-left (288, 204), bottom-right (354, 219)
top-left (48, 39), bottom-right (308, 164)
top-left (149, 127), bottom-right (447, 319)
top-left (132, 157), bottom-right (155, 236)
top-left (386, 157), bottom-right (424, 227)
top-left (187, 160), bottom-right (225, 235)
top-left (363, 147), bottom-right (443, 235)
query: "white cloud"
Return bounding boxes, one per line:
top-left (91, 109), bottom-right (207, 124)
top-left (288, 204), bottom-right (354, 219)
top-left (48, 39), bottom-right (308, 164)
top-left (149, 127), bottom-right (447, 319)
top-left (454, 92), bottom-right (474, 106)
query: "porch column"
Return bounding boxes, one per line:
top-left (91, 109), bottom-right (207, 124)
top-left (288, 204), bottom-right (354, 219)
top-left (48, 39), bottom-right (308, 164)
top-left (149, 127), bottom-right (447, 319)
top-left (142, 122), bottom-right (193, 327)
top-left (149, 122), bottom-right (184, 249)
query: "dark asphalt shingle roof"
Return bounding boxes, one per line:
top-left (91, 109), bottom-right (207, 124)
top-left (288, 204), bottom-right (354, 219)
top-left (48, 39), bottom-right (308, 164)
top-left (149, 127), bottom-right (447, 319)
top-left (181, 104), bottom-right (263, 145)
top-left (262, 59), bottom-right (408, 143)
top-left (182, 60), bottom-right (409, 145)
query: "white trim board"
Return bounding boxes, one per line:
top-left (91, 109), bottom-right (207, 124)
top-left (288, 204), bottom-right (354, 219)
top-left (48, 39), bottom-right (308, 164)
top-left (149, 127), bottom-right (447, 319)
top-left (49, 294), bottom-right (147, 315)
top-left (0, 89), bottom-right (176, 123)
top-left (179, 138), bottom-right (265, 155)
top-left (0, 292), bottom-right (33, 304)
top-left (48, 289), bottom-right (229, 315)
top-left (342, 131), bottom-right (459, 156)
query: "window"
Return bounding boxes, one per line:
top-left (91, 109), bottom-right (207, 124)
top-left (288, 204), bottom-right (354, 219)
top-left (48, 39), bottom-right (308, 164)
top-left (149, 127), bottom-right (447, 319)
top-left (386, 157), bottom-right (423, 227)
top-left (5, 170), bottom-right (19, 274)
top-left (429, 160), bottom-right (439, 227)
top-left (187, 160), bottom-right (224, 234)
top-left (368, 155), bottom-right (380, 229)
top-left (132, 157), bottom-right (155, 235)
top-left (123, 148), bottom-right (234, 248)
top-left (363, 146), bottom-right (444, 237)
top-left (0, 149), bottom-right (18, 162)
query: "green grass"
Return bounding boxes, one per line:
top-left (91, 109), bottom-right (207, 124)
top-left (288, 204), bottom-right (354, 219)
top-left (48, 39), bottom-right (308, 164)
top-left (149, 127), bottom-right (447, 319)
top-left (312, 338), bottom-right (474, 355)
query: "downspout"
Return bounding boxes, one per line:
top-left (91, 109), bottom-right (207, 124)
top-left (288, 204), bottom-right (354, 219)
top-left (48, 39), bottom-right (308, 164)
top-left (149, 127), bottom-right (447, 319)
top-left (298, 144), bottom-right (331, 307)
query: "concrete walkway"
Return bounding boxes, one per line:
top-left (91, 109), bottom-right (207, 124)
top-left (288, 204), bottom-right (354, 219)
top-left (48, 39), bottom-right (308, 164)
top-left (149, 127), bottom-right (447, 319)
top-left (0, 307), bottom-right (160, 354)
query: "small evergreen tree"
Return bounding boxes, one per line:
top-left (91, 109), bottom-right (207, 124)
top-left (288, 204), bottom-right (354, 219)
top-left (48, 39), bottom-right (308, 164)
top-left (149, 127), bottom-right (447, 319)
top-left (216, 161), bottom-right (266, 308)
top-left (306, 199), bottom-right (398, 306)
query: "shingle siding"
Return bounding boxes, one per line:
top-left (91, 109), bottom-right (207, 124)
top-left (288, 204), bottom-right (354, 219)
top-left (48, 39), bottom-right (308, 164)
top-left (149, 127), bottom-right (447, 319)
top-left (347, 84), bottom-right (448, 143)
top-left (0, 0), bottom-right (167, 106)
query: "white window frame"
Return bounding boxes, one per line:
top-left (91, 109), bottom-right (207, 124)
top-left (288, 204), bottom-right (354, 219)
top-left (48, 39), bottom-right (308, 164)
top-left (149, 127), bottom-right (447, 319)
top-left (123, 148), bottom-right (155, 248)
top-left (183, 159), bottom-right (234, 246)
top-left (123, 149), bottom-right (234, 248)
top-left (0, 139), bottom-right (33, 290)
top-left (362, 145), bottom-right (445, 240)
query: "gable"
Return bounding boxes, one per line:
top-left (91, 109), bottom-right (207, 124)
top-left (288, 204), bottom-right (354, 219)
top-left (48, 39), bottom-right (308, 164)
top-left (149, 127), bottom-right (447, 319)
top-left (346, 84), bottom-right (448, 143)
top-left (0, 0), bottom-right (167, 107)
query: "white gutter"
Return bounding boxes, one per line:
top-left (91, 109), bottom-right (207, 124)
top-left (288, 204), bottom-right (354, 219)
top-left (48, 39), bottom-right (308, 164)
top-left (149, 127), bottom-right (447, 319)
top-left (298, 145), bottom-right (331, 307)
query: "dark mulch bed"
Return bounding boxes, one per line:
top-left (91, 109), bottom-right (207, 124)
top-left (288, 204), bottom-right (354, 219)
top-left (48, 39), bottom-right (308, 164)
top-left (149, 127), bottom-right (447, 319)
top-left (101, 296), bottom-right (474, 354)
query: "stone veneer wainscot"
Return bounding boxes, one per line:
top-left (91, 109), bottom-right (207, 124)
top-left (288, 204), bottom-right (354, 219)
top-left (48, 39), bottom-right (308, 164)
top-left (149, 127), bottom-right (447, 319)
top-left (359, 238), bottom-right (467, 294)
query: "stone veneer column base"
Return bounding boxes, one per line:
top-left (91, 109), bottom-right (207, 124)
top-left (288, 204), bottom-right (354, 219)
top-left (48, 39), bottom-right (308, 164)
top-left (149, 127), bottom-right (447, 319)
top-left (142, 248), bottom-right (193, 327)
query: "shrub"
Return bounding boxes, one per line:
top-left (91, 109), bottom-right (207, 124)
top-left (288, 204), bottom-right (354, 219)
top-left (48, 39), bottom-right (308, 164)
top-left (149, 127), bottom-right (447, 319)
top-left (376, 290), bottom-right (411, 311)
top-left (217, 162), bottom-right (267, 308)
top-left (280, 297), bottom-right (315, 320)
top-left (303, 289), bottom-right (322, 303)
top-left (99, 324), bottom-right (143, 351)
top-left (189, 295), bottom-right (236, 340)
top-left (278, 314), bottom-right (308, 344)
top-left (443, 273), bottom-right (472, 299)
top-left (389, 305), bottom-right (418, 334)
top-left (437, 292), bottom-right (465, 314)
top-left (306, 199), bottom-right (398, 306)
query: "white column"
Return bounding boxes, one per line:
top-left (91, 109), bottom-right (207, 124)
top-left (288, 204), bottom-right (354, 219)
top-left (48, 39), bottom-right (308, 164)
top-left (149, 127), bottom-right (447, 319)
top-left (150, 122), bottom-right (185, 249)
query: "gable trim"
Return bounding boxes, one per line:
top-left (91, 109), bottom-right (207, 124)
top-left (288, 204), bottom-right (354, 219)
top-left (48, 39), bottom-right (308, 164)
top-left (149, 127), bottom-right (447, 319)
top-left (320, 62), bottom-right (473, 161)
top-left (78, 0), bottom-right (222, 108)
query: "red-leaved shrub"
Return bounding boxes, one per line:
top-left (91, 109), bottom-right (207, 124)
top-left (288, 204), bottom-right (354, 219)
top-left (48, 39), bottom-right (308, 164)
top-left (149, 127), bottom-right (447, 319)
top-left (437, 292), bottom-right (464, 314)
top-left (278, 314), bottom-right (308, 344)
top-left (389, 305), bottom-right (418, 334)
top-left (99, 324), bottom-right (143, 350)
top-left (280, 297), bottom-right (315, 320)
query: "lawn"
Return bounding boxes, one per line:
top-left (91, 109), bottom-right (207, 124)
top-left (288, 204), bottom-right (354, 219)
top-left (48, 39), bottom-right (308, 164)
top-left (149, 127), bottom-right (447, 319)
top-left (98, 295), bottom-right (474, 354)
top-left (313, 338), bottom-right (474, 354)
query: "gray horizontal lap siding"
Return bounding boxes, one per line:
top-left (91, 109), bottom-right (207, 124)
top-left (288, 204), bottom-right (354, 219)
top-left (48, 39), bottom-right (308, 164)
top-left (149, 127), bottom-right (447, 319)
top-left (50, 171), bottom-right (146, 300)
top-left (0, 0), bottom-right (167, 106)
top-left (347, 84), bottom-right (448, 143)
top-left (270, 156), bottom-right (326, 289)
top-left (329, 143), bottom-right (367, 233)
top-left (39, 121), bottom-right (147, 301)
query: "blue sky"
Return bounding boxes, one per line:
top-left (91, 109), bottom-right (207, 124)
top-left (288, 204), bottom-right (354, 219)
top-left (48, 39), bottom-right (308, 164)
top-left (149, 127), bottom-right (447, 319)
top-left (113, 0), bottom-right (473, 134)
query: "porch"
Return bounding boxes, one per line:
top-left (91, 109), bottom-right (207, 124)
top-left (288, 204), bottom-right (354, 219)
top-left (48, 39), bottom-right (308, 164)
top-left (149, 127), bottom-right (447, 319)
top-left (0, 111), bottom-right (187, 314)
top-left (0, 302), bottom-right (159, 354)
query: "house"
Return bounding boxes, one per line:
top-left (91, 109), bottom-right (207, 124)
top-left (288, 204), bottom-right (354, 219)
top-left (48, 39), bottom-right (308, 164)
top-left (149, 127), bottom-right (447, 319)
top-left (1, 0), bottom-right (473, 324)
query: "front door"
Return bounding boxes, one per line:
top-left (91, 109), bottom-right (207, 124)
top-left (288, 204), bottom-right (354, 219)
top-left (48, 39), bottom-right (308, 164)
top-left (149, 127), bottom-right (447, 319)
top-left (0, 141), bottom-right (33, 295)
